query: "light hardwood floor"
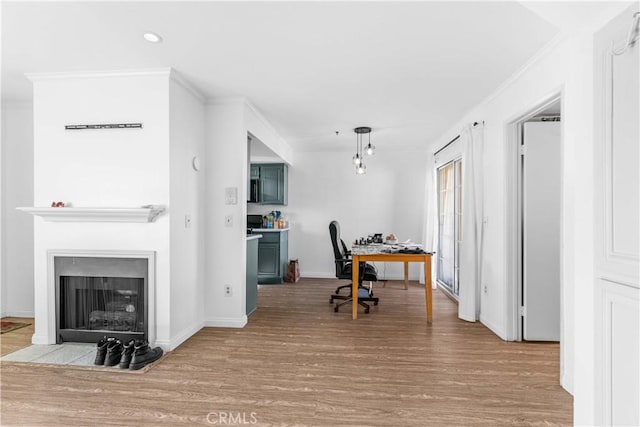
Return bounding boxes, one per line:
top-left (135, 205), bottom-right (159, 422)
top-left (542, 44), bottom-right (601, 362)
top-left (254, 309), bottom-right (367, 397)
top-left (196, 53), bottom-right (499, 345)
top-left (0, 279), bottom-right (572, 426)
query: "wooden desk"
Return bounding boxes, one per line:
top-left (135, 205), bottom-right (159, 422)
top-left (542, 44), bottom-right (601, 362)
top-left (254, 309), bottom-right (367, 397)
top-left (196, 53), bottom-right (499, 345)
top-left (351, 252), bottom-right (433, 322)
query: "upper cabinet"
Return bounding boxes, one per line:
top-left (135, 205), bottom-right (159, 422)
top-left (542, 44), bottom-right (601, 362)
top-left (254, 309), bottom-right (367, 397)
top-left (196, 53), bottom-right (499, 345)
top-left (252, 163), bottom-right (288, 205)
top-left (250, 165), bottom-right (260, 180)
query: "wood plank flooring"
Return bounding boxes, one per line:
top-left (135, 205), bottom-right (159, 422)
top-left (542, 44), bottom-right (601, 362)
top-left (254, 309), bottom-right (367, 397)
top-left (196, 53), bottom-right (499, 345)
top-left (0, 317), bottom-right (35, 357)
top-left (0, 279), bottom-right (572, 426)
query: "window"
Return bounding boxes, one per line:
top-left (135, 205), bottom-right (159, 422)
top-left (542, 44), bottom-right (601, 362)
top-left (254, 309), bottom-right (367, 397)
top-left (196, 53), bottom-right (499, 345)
top-left (437, 158), bottom-right (462, 296)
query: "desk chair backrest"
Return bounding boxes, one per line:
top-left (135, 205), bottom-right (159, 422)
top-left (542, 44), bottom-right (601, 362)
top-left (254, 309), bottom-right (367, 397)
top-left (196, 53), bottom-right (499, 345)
top-left (329, 220), bottom-right (350, 277)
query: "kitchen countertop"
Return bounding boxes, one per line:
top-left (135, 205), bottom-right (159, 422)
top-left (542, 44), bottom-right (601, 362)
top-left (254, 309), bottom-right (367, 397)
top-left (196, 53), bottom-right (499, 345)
top-left (251, 228), bottom-right (289, 232)
top-left (246, 234), bottom-right (263, 241)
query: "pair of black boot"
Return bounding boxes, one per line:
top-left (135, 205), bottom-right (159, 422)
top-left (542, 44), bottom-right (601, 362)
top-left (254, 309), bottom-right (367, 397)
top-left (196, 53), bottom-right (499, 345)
top-left (94, 337), bottom-right (163, 370)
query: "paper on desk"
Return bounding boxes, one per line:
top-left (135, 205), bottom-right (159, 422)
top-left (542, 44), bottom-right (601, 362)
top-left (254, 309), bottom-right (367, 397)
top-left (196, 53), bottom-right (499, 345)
top-left (399, 240), bottom-right (423, 249)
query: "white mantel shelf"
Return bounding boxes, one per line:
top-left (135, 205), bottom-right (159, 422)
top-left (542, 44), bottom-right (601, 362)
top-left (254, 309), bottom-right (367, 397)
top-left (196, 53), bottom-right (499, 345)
top-left (16, 206), bottom-right (165, 223)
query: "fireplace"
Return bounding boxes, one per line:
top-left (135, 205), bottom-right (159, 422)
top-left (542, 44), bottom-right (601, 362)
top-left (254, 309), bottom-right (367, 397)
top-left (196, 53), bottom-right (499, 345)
top-left (55, 256), bottom-right (149, 343)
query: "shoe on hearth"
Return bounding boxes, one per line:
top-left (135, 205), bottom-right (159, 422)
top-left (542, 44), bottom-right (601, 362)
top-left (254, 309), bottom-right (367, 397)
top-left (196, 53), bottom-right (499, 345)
top-left (119, 339), bottom-right (135, 369)
top-left (104, 339), bottom-right (123, 367)
top-left (129, 340), bottom-right (163, 370)
top-left (94, 336), bottom-right (115, 365)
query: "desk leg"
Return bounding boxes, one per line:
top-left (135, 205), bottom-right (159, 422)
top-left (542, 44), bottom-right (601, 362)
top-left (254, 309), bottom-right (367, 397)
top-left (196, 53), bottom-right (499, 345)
top-left (424, 255), bottom-right (432, 323)
top-left (404, 261), bottom-right (409, 290)
top-left (352, 255), bottom-right (359, 320)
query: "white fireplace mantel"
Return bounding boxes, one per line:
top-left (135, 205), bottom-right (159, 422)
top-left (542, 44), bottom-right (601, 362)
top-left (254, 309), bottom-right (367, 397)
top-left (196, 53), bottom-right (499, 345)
top-left (17, 206), bottom-right (165, 223)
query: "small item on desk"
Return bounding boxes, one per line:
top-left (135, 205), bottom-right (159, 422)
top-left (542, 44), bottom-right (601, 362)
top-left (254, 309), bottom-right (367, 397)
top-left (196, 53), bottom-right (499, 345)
top-left (399, 248), bottom-right (426, 254)
top-left (385, 233), bottom-right (398, 244)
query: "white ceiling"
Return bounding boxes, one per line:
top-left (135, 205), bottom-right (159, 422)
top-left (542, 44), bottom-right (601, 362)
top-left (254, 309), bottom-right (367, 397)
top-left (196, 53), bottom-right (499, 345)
top-left (2, 1), bottom-right (564, 152)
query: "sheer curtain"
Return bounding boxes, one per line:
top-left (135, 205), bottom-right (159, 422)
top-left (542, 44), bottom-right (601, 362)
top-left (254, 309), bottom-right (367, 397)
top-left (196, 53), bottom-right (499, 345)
top-left (438, 164), bottom-right (455, 288)
top-left (458, 123), bottom-right (484, 322)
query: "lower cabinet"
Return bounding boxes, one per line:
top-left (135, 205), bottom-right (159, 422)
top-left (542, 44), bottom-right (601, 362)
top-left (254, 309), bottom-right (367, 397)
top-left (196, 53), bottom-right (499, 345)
top-left (246, 237), bottom-right (259, 316)
top-left (257, 231), bottom-right (288, 284)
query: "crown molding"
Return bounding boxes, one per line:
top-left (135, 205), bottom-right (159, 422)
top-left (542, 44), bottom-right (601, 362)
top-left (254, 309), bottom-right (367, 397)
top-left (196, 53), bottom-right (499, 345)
top-left (25, 68), bottom-right (173, 82)
top-left (205, 96), bottom-right (246, 107)
top-left (168, 69), bottom-right (206, 103)
top-left (481, 32), bottom-right (566, 107)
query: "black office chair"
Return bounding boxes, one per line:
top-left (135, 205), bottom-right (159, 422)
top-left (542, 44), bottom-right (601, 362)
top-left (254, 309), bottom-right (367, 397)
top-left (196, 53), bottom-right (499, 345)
top-left (329, 221), bottom-right (379, 313)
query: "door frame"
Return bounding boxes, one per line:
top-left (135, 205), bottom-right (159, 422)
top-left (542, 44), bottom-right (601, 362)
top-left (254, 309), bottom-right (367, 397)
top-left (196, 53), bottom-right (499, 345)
top-left (504, 91), bottom-right (564, 343)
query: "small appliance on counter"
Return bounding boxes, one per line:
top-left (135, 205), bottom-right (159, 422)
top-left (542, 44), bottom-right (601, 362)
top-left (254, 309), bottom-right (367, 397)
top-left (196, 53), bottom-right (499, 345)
top-left (247, 214), bottom-right (263, 234)
top-left (247, 213), bottom-right (288, 230)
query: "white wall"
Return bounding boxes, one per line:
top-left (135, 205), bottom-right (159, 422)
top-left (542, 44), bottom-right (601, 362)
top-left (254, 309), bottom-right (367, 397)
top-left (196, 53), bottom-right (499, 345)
top-left (0, 103), bottom-right (3, 317)
top-left (0, 102), bottom-right (34, 317)
top-left (245, 102), bottom-right (293, 165)
top-left (285, 150), bottom-right (427, 280)
top-left (29, 70), bottom-right (172, 346)
top-left (204, 99), bottom-right (248, 327)
top-left (169, 76), bottom-right (206, 348)
top-left (422, 4), bottom-right (631, 423)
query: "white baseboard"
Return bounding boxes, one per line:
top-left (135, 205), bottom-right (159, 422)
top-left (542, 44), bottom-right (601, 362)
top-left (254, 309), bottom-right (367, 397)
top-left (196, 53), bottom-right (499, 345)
top-left (561, 372), bottom-right (574, 396)
top-left (300, 272), bottom-right (334, 279)
top-left (301, 272), bottom-right (420, 281)
top-left (479, 314), bottom-right (508, 341)
top-left (155, 321), bottom-right (204, 351)
top-left (204, 316), bottom-right (247, 328)
top-left (1, 310), bottom-right (35, 318)
top-left (31, 334), bottom-right (51, 345)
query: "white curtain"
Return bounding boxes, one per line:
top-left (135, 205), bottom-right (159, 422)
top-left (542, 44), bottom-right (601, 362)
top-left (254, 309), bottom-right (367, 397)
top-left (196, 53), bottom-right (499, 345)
top-left (458, 123), bottom-right (484, 322)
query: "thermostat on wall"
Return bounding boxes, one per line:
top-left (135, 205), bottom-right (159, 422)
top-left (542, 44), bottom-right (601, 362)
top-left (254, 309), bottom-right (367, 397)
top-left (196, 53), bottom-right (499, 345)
top-left (225, 187), bottom-right (238, 205)
top-left (192, 156), bottom-right (201, 171)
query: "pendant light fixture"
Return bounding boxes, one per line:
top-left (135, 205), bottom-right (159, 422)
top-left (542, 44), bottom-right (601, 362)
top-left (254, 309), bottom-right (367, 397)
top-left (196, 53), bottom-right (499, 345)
top-left (353, 126), bottom-right (374, 175)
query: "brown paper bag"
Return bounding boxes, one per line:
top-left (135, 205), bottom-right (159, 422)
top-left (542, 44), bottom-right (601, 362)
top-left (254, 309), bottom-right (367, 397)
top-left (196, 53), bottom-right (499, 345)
top-left (286, 259), bottom-right (300, 283)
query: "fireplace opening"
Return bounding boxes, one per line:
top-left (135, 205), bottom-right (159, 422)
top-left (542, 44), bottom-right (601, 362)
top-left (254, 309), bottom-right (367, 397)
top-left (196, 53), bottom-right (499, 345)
top-left (55, 256), bottom-right (148, 343)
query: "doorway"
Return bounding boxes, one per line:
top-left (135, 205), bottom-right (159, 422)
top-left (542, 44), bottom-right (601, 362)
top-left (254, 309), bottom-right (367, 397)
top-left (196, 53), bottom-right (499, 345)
top-left (506, 95), bottom-right (562, 343)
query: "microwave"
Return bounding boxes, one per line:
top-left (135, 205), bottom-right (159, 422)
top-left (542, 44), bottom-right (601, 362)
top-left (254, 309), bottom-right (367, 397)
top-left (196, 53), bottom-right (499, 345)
top-left (247, 214), bottom-right (263, 229)
top-left (248, 179), bottom-right (260, 203)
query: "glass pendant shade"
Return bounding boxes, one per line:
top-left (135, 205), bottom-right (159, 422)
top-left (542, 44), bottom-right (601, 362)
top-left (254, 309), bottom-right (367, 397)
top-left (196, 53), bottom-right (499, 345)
top-left (352, 127), bottom-right (373, 175)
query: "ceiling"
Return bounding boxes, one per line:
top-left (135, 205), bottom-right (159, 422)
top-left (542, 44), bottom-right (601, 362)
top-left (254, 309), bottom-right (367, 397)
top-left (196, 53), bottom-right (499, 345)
top-left (2, 1), bottom-right (564, 152)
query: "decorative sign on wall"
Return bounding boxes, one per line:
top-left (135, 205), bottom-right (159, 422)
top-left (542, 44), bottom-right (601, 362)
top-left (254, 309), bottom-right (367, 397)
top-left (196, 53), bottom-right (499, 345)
top-left (65, 123), bottom-right (143, 130)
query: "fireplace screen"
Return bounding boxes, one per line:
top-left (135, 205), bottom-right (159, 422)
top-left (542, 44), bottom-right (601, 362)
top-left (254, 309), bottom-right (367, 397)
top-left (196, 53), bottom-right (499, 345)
top-left (59, 276), bottom-right (145, 333)
top-left (55, 256), bottom-right (148, 343)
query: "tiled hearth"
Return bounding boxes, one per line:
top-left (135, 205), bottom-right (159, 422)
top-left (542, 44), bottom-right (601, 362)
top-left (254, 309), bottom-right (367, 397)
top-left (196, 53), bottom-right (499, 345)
top-left (1, 343), bottom-right (96, 366)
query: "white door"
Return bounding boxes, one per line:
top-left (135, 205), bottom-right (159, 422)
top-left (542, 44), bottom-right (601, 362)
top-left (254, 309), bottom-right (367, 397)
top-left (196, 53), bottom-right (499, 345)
top-left (594, 5), bottom-right (640, 425)
top-left (522, 121), bottom-right (561, 341)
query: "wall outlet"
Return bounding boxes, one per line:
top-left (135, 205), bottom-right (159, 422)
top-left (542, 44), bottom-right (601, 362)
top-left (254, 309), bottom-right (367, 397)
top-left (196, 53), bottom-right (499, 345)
top-left (224, 215), bottom-right (233, 227)
top-left (184, 214), bottom-right (192, 229)
top-left (224, 285), bottom-right (232, 297)
top-left (483, 284), bottom-right (488, 294)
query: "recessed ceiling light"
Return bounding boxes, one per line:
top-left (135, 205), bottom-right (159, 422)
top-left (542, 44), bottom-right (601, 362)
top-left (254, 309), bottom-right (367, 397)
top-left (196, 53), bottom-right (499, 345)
top-left (143, 32), bottom-right (162, 43)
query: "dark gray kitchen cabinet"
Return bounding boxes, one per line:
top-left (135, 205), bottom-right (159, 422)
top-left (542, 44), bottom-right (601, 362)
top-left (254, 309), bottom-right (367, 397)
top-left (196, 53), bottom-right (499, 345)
top-left (250, 165), bottom-right (260, 180)
top-left (257, 230), bottom-right (288, 284)
top-left (251, 163), bottom-right (288, 205)
top-left (246, 237), bottom-right (259, 316)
